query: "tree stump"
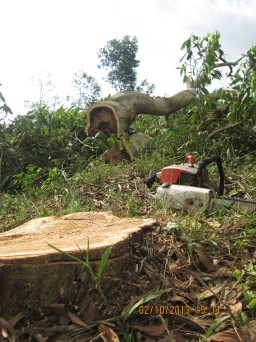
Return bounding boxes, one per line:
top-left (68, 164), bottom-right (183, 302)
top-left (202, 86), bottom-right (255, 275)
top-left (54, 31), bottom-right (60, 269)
top-left (0, 212), bottom-right (156, 319)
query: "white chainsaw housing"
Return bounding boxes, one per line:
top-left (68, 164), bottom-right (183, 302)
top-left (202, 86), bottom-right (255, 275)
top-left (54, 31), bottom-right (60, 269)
top-left (156, 184), bottom-right (211, 215)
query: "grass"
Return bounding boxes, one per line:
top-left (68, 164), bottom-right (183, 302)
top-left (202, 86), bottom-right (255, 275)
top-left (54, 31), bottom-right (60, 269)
top-left (1, 142), bottom-right (256, 340)
top-left (47, 240), bottom-right (112, 307)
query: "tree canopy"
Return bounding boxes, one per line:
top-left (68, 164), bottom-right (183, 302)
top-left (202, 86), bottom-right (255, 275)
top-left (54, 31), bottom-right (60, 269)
top-left (97, 35), bottom-right (155, 94)
top-left (87, 31), bottom-right (256, 159)
top-left (97, 35), bottom-right (140, 92)
top-left (71, 71), bottom-right (101, 110)
top-left (0, 84), bottom-right (13, 120)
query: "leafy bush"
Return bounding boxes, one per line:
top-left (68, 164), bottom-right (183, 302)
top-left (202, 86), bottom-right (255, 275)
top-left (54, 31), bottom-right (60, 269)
top-left (179, 33), bottom-right (256, 154)
top-left (0, 105), bottom-right (108, 190)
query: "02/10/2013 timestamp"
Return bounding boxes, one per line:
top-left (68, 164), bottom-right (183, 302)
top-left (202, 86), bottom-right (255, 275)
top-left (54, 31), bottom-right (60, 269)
top-left (138, 305), bottom-right (221, 316)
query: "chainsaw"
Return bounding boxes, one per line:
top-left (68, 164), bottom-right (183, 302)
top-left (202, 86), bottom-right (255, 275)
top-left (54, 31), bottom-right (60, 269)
top-left (146, 155), bottom-right (256, 215)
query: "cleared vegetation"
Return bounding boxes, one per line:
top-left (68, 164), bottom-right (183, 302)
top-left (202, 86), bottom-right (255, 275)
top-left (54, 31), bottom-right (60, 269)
top-left (0, 33), bottom-right (256, 341)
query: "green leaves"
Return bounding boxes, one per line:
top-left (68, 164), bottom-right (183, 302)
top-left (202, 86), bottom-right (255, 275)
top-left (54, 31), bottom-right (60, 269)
top-left (47, 240), bottom-right (112, 306)
top-left (98, 35), bottom-right (139, 92)
top-left (178, 32), bottom-right (256, 154)
top-left (0, 105), bottom-right (110, 190)
top-left (0, 85), bottom-right (13, 121)
top-left (179, 31), bottom-right (223, 89)
top-left (204, 315), bottom-right (231, 338)
top-left (0, 91), bottom-right (5, 103)
top-left (47, 240), bottom-right (112, 287)
top-left (97, 246), bottom-right (112, 284)
top-left (122, 288), bottom-right (172, 319)
top-left (97, 35), bottom-right (155, 93)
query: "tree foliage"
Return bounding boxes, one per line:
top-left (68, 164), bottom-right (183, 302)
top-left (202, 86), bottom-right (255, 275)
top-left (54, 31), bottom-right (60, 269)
top-left (98, 35), bottom-right (139, 91)
top-left (1, 35), bottom-right (256, 339)
top-left (179, 32), bottom-right (227, 91)
top-left (177, 32), bottom-right (256, 153)
top-left (0, 106), bottom-right (108, 190)
top-left (71, 71), bottom-right (101, 109)
top-left (97, 35), bottom-right (155, 94)
top-left (0, 84), bottom-right (13, 120)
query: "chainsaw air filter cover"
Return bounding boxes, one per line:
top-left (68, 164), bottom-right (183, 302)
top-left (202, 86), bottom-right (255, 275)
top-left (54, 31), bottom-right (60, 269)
top-left (161, 163), bottom-right (196, 184)
top-left (161, 162), bottom-right (209, 187)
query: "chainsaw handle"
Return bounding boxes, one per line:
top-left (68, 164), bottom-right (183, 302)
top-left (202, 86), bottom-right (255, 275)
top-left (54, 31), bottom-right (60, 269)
top-left (197, 155), bottom-right (224, 196)
top-left (145, 173), bottom-right (157, 188)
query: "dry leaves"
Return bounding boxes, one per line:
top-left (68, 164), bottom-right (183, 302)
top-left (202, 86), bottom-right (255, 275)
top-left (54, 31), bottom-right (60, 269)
top-left (98, 324), bottom-right (120, 342)
top-left (191, 283), bottom-right (226, 301)
top-left (1, 212), bottom-right (256, 342)
top-left (134, 318), bottom-right (168, 337)
top-left (0, 312), bottom-right (26, 340)
top-left (68, 311), bottom-right (90, 328)
top-left (194, 247), bottom-right (219, 272)
top-left (209, 328), bottom-right (250, 341)
top-left (229, 302), bottom-right (243, 316)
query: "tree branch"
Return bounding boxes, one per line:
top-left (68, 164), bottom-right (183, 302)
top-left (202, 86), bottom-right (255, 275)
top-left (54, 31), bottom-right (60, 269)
top-left (188, 60), bottom-right (239, 89)
top-left (206, 122), bottom-right (240, 140)
top-left (86, 89), bottom-right (197, 137)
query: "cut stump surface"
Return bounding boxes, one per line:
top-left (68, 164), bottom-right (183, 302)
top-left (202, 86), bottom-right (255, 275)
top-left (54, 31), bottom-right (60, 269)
top-left (0, 211), bottom-right (155, 263)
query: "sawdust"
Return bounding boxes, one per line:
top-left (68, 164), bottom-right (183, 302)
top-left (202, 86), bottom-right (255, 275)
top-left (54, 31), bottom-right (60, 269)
top-left (0, 211), bottom-right (156, 263)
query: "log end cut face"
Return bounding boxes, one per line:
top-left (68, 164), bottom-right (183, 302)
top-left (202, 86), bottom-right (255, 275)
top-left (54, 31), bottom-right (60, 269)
top-left (86, 106), bottom-right (118, 136)
top-left (0, 211), bottom-right (156, 264)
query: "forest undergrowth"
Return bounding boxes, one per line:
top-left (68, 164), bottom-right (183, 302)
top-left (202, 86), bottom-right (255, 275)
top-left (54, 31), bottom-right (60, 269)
top-left (1, 31), bottom-right (256, 341)
top-left (0, 106), bottom-right (256, 341)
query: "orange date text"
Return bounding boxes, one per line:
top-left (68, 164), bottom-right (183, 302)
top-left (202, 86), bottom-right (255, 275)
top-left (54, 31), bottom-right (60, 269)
top-left (138, 305), bottom-right (221, 315)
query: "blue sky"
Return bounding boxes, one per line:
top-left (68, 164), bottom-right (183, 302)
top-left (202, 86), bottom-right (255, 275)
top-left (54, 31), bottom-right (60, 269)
top-left (0, 0), bottom-right (255, 116)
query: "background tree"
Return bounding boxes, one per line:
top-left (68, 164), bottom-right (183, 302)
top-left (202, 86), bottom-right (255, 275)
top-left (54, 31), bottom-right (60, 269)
top-left (0, 83), bottom-right (12, 120)
top-left (71, 71), bottom-right (101, 110)
top-left (97, 35), bottom-right (155, 94)
top-left (136, 79), bottom-right (155, 95)
top-left (27, 73), bottom-right (60, 110)
top-left (0, 84), bottom-right (14, 188)
top-left (179, 33), bottom-right (256, 152)
top-left (1, 32), bottom-right (255, 190)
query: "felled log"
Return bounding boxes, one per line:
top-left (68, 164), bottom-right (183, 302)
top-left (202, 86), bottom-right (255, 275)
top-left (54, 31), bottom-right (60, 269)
top-left (86, 90), bottom-right (197, 137)
top-left (85, 90), bottom-right (197, 160)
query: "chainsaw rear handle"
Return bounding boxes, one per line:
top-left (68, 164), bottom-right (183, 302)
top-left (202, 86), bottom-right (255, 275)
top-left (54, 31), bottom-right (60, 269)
top-left (146, 173), bottom-right (157, 189)
top-left (197, 155), bottom-right (224, 196)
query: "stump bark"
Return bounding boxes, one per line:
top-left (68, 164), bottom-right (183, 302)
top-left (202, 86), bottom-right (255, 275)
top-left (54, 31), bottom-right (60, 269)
top-left (0, 212), bottom-right (156, 319)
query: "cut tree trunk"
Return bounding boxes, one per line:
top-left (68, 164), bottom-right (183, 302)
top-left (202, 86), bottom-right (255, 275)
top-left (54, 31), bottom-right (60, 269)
top-left (0, 212), bottom-right (156, 319)
top-left (85, 55), bottom-right (236, 161)
top-left (85, 90), bottom-right (197, 160)
top-left (86, 90), bottom-right (197, 138)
